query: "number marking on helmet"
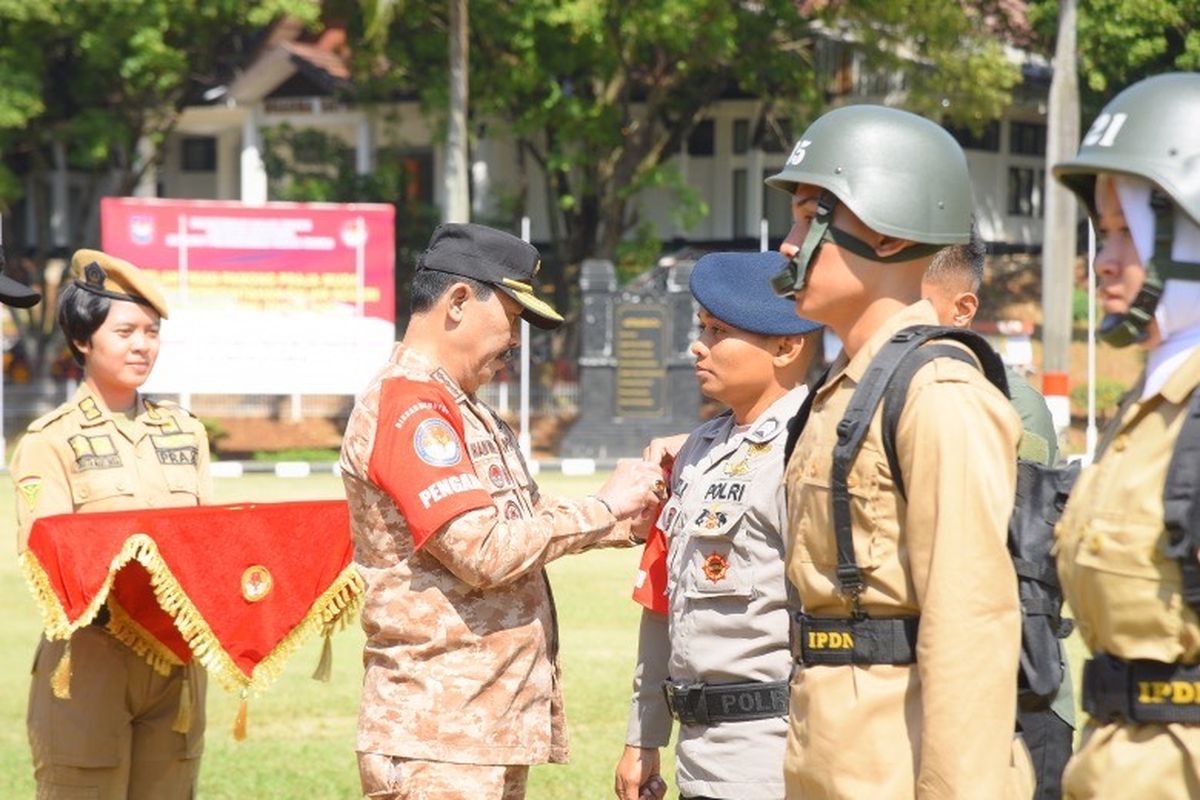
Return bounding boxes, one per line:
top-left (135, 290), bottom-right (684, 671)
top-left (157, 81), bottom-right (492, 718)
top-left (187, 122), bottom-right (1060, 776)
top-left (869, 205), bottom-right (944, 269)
top-left (1082, 112), bottom-right (1129, 148)
top-left (786, 139), bottom-right (813, 166)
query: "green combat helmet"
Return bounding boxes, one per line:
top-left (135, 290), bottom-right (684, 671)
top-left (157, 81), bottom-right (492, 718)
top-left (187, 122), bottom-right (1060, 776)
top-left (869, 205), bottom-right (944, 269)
top-left (1053, 73), bottom-right (1200, 348)
top-left (764, 104), bottom-right (973, 298)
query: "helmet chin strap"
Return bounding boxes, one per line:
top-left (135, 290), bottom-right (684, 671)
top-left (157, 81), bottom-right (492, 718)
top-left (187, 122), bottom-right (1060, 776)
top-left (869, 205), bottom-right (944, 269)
top-left (1100, 190), bottom-right (1190, 348)
top-left (770, 191), bottom-right (946, 299)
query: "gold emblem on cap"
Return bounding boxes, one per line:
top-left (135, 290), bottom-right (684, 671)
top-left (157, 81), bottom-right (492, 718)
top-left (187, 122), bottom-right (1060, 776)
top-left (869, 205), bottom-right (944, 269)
top-left (501, 277), bottom-right (534, 294)
top-left (533, 259), bottom-right (542, 278)
top-left (241, 565), bottom-right (273, 603)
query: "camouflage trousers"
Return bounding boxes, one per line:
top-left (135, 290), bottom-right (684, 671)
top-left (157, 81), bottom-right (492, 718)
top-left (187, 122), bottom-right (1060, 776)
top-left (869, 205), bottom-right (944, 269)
top-left (358, 752), bottom-right (530, 800)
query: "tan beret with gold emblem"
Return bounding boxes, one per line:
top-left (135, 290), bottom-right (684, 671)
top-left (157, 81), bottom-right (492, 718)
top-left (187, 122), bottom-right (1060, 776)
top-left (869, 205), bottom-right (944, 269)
top-left (68, 249), bottom-right (169, 319)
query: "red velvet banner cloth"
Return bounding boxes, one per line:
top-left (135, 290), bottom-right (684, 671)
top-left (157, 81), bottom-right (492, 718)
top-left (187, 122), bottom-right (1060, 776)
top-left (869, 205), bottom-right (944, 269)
top-left (23, 500), bottom-right (359, 690)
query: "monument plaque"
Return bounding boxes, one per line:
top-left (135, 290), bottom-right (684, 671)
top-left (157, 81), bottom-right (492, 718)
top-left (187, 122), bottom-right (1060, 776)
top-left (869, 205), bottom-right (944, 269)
top-left (614, 304), bottom-right (667, 418)
top-left (560, 258), bottom-right (701, 458)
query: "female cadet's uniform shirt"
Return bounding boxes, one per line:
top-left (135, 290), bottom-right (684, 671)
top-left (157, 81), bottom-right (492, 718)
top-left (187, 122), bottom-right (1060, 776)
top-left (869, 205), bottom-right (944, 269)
top-left (626, 387), bottom-right (803, 800)
top-left (340, 343), bottom-right (636, 766)
top-left (783, 300), bottom-right (1028, 800)
top-left (11, 383), bottom-right (213, 550)
top-left (1055, 347), bottom-right (1200, 800)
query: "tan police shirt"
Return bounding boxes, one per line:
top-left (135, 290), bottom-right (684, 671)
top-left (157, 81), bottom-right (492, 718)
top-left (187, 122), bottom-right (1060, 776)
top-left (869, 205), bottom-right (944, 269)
top-left (784, 300), bottom-right (1026, 799)
top-left (627, 388), bottom-right (804, 800)
top-left (12, 383), bottom-right (213, 550)
top-left (341, 343), bottom-right (636, 766)
top-left (1055, 347), bottom-right (1200, 799)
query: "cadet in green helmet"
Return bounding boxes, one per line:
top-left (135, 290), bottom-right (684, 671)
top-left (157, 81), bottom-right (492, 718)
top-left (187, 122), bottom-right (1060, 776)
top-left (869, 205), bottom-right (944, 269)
top-left (1052, 72), bottom-right (1200, 800)
top-left (767, 105), bottom-right (1033, 798)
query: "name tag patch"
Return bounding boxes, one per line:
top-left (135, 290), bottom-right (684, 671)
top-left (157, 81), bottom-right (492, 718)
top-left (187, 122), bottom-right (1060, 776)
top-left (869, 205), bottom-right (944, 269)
top-left (152, 433), bottom-right (198, 465)
top-left (418, 472), bottom-right (484, 509)
top-left (68, 434), bottom-right (122, 470)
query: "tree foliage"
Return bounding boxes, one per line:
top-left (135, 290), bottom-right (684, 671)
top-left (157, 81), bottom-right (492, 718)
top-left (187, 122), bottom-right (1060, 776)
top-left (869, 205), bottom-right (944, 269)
top-left (1028, 0), bottom-right (1200, 112)
top-left (0, 0), bottom-right (319, 382)
top-left (357, 0), bottom-right (1021, 286)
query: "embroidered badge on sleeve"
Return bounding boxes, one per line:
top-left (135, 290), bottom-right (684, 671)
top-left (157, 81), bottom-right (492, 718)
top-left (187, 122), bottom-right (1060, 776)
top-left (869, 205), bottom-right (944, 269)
top-left (367, 378), bottom-right (492, 548)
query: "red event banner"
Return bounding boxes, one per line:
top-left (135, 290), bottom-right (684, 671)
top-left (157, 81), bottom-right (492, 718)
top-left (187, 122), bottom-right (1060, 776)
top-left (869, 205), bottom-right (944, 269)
top-left (100, 198), bottom-right (395, 322)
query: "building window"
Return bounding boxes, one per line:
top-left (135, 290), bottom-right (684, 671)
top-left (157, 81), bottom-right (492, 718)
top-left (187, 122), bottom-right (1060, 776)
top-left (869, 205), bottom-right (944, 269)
top-left (1009, 122), bottom-right (1047, 156)
top-left (1007, 167), bottom-right (1045, 217)
top-left (180, 137), bottom-right (217, 172)
top-left (687, 120), bottom-right (715, 157)
top-left (733, 169), bottom-right (748, 239)
top-left (761, 118), bottom-right (793, 154)
top-left (764, 168), bottom-right (792, 235)
top-left (733, 119), bottom-right (750, 155)
top-left (945, 121), bottom-right (1000, 152)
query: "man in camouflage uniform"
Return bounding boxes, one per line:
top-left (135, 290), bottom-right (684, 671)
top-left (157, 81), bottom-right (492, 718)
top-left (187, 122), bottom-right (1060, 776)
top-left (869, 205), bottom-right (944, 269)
top-left (340, 223), bottom-right (663, 800)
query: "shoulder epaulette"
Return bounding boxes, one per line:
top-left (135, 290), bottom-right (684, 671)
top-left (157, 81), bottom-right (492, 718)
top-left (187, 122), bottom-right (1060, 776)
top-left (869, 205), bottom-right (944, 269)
top-left (26, 400), bottom-right (77, 433)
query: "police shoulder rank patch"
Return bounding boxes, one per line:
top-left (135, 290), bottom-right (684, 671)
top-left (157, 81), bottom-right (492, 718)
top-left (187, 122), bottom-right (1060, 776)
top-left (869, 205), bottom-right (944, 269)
top-left (17, 476), bottom-right (42, 511)
top-left (413, 418), bottom-right (462, 467)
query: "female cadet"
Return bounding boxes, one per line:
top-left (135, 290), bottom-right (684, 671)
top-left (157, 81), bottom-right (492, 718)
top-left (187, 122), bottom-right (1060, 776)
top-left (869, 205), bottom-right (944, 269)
top-left (1052, 73), bottom-right (1200, 799)
top-left (11, 249), bottom-right (213, 799)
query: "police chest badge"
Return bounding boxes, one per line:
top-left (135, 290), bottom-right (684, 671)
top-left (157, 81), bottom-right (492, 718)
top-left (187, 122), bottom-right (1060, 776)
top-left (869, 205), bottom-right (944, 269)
top-left (413, 419), bottom-right (462, 467)
top-left (702, 552), bottom-right (730, 583)
top-left (241, 565), bottom-right (273, 602)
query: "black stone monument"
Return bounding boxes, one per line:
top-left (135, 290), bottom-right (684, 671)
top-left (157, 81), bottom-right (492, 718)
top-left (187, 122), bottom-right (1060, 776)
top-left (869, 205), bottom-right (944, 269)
top-left (559, 258), bottom-right (700, 459)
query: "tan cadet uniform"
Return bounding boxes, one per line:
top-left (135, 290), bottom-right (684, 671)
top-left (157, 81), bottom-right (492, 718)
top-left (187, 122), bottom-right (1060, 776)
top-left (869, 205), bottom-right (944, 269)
top-left (12, 382), bottom-right (212, 799)
top-left (341, 343), bottom-right (636, 799)
top-left (784, 301), bottom-right (1031, 799)
top-left (1056, 349), bottom-right (1200, 799)
top-left (628, 388), bottom-right (804, 800)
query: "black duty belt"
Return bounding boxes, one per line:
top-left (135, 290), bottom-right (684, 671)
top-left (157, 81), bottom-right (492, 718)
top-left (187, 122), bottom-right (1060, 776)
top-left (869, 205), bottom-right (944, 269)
top-left (793, 613), bottom-right (919, 666)
top-left (662, 679), bottom-right (788, 725)
top-left (1083, 653), bottom-right (1200, 725)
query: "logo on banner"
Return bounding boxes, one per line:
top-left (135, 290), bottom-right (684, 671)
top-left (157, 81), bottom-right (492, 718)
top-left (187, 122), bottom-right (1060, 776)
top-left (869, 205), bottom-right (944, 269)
top-left (241, 565), bottom-right (273, 602)
top-left (129, 215), bottom-right (155, 245)
top-left (413, 419), bottom-right (461, 467)
top-left (340, 217), bottom-right (368, 247)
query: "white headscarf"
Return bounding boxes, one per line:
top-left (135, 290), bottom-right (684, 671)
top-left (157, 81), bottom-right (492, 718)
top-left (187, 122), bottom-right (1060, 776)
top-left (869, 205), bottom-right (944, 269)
top-left (1112, 176), bottom-right (1200, 398)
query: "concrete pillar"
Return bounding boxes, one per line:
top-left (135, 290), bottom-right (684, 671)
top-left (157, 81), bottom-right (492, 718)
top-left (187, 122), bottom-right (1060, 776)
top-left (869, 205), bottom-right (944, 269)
top-left (240, 105), bottom-right (268, 205)
top-left (748, 147), bottom-right (764, 238)
top-left (355, 114), bottom-right (373, 175)
top-left (133, 136), bottom-right (158, 197)
top-left (51, 141), bottom-right (69, 248)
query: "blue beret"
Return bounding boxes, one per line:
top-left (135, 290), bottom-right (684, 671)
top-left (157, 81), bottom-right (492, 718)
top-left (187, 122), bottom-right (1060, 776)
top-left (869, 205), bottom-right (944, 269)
top-left (689, 252), bottom-right (822, 336)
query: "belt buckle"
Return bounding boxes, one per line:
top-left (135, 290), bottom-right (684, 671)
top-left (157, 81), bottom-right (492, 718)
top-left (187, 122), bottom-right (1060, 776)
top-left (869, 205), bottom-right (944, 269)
top-left (663, 680), bottom-right (705, 725)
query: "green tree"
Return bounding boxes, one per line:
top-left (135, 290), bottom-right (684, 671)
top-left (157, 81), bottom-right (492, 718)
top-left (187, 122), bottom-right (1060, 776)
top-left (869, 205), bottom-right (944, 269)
top-left (1028, 0), bottom-right (1200, 111)
top-left (359, 0), bottom-right (1020, 298)
top-left (0, 0), bottom-right (319, 382)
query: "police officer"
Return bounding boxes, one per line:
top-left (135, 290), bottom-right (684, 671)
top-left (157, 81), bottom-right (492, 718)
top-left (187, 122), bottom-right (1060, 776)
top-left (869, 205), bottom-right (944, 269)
top-left (11, 250), bottom-right (212, 798)
top-left (923, 239), bottom-right (1075, 799)
top-left (340, 223), bottom-right (662, 800)
top-left (767, 106), bottom-right (1032, 797)
top-left (1051, 73), bottom-right (1200, 800)
top-left (614, 252), bottom-right (821, 800)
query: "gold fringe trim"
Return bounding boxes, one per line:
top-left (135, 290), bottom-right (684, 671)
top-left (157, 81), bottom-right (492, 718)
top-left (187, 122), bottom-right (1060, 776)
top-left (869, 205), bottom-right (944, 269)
top-left (233, 693), bottom-right (248, 741)
top-left (172, 664), bottom-right (194, 733)
top-left (20, 534), bottom-right (364, 696)
top-left (104, 596), bottom-right (183, 677)
top-left (50, 640), bottom-right (72, 699)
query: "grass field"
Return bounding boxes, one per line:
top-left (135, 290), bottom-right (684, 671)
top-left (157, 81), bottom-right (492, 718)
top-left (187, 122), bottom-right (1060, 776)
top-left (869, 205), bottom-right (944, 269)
top-left (0, 471), bottom-right (1088, 798)
top-left (0, 471), bottom-right (665, 799)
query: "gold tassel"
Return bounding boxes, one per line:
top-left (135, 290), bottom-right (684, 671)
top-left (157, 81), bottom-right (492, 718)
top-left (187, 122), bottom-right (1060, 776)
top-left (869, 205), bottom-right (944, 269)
top-left (233, 693), bottom-right (248, 742)
top-left (311, 630), bottom-right (333, 682)
top-left (171, 665), bottom-right (193, 733)
top-left (50, 640), bottom-right (72, 700)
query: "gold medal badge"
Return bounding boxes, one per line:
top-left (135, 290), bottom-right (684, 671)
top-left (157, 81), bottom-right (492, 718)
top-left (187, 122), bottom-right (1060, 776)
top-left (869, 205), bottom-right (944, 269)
top-left (241, 565), bottom-right (274, 603)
